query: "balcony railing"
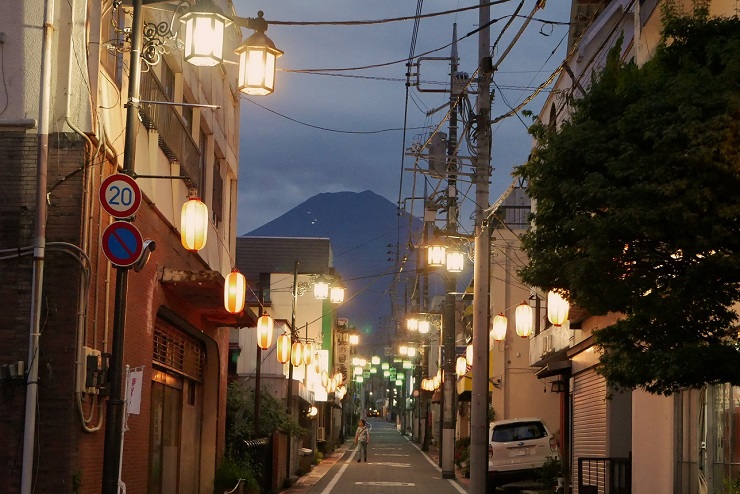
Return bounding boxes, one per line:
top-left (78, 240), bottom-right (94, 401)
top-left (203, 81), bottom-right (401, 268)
top-left (578, 456), bottom-right (631, 494)
top-left (139, 70), bottom-right (201, 190)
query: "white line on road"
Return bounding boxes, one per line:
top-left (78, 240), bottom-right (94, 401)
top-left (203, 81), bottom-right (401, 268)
top-left (320, 449), bottom-right (356, 494)
top-left (406, 437), bottom-right (467, 494)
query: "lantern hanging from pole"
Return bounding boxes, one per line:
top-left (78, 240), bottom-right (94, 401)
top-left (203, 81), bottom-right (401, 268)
top-left (407, 316), bottom-right (419, 331)
top-left (371, 356), bottom-right (381, 365)
top-left (407, 347), bottom-right (417, 357)
top-left (427, 237), bottom-right (447, 267)
top-left (418, 320), bottom-right (431, 334)
top-left (466, 344), bottom-right (473, 366)
top-left (291, 341), bottom-right (304, 367)
top-left (321, 370), bottom-right (329, 388)
top-left (313, 275), bottom-right (329, 300)
top-left (334, 372), bottom-right (343, 386)
top-left (224, 269), bottom-right (246, 314)
top-left (256, 312), bottom-right (274, 349)
top-left (456, 356), bottom-right (467, 376)
top-left (303, 343), bottom-right (314, 366)
top-left (180, 196), bottom-right (209, 251)
top-left (235, 12), bottom-right (283, 96)
top-left (515, 301), bottom-right (534, 338)
top-left (329, 282), bottom-right (345, 304)
top-left (314, 354), bottom-right (321, 373)
top-left (491, 313), bottom-right (507, 341)
top-left (446, 248), bottom-right (465, 273)
top-left (547, 290), bottom-right (570, 327)
top-left (399, 345), bottom-right (408, 356)
top-left (348, 334), bottom-right (359, 346)
top-left (276, 334), bottom-right (290, 364)
top-left (180, 0), bottom-right (231, 67)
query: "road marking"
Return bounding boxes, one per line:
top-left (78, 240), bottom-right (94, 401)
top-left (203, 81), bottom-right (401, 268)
top-left (405, 437), bottom-right (467, 494)
top-left (355, 482), bottom-right (415, 486)
top-left (377, 453), bottom-right (409, 457)
top-left (369, 462), bottom-right (411, 467)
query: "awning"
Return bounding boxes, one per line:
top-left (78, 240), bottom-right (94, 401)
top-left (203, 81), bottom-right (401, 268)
top-left (160, 267), bottom-right (258, 327)
top-left (535, 360), bottom-right (572, 379)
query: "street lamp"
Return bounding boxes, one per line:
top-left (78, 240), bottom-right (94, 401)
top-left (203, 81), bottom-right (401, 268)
top-left (180, 0), bottom-right (231, 67)
top-left (235, 11), bottom-right (283, 96)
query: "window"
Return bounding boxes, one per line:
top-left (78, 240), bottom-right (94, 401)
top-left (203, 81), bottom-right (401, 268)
top-left (162, 63), bottom-right (175, 101)
top-left (492, 421), bottom-right (547, 442)
top-left (198, 131), bottom-right (208, 201)
top-left (211, 159), bottom-right (223, 227)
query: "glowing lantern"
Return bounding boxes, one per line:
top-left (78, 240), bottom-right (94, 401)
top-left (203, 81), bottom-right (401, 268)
top-left (491, 313), bottom-right (507, 341)
top-left (407, 347), bottom-right (417, 357)
top-left (466, 344), bottom-right (473, 366)
top-left (180, 0), bottom-right (231, 67)
top-left (349, 334), bottom-right (359, 346)
top-left (515, 301), bottom-right (534, 338)
top-left (456, 356), bottom-right (467, 376)
top-left (313, 275), bottom-right (329, 300)
top-left (399, 345), bottom-right (408, 356)
top-left (427, 237), bottom-right (447, 267)
top-left (321, 371), bottom-right (329, 388)
top-left (407, 317), bottom-right (419, 331)
top-left (180, 197), bottom-right (208, 251)
top-left (547, 290), bottom-right (570, 327)
top-left (303, 343), bottom-right (314, 366)
top-left (235, 12), bottom-right (283, 96)
top-left (446, 248), bottom-right (465, 273)
top-left (224, 269), bottom-right (246, 314)
top-left (256, 312), bottom-right (274, 349)
top-left (329, 282), bottom-right (345, 304)
top-left (334, 372), bottom-right (343, 386)
top-left (291, 342), bottom-right (304, 367)
top-left (371, 356), bottom-right (381, 365)
top-left (418, 320), bottom-right (431, 334)
top-left (276, 334), bottom-right (290, 364)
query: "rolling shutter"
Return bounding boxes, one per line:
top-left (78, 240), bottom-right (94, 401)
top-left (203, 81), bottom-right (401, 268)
top-left (572, 368), bottom-right (607, 494)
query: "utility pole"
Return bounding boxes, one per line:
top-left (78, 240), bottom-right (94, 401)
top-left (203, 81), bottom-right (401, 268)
top-left (286, 261), bottom-right (299, 479)
top-left (470, 0), bottom-right (492, 492)
top-left (441, 23), bottom-right (460, 479)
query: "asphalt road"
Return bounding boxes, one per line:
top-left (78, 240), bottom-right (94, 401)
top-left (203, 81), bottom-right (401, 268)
top-left (289, 417), bottom-right (468, 494)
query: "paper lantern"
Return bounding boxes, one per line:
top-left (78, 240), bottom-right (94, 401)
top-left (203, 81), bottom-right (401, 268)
top-left (224, 269), bottom-right (246, 314)
top-left (491, 313), bottom-right (507, 341)
top-left (291, 342), bottom-right (304, 367)
top-left (547, 290), bottom-right (570, 327)
top-left (180, 197), bottom-right (208, 251)
top-left (256, 312), bottom-right (274, 349)
top-left (276, 334), bottom-right (290, 364)
top-left (515, 301), bottom-right (534, 338)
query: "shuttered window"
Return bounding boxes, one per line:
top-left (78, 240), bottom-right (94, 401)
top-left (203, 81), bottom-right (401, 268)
top-left (572, 368), bottom-right (607, 494)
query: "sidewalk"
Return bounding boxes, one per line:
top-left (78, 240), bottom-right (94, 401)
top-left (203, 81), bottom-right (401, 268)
top-left (281, 437), bottom-right (470, 493)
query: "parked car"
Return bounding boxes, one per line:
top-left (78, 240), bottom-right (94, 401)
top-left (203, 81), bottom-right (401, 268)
top-left (488, 417), bottom-right (558, 487)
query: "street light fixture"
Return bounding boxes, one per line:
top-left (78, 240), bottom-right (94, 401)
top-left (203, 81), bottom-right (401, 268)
top-left (235, 11), bottom-right (283, 96)
top-left (180, 0), bottom-right (232, 67)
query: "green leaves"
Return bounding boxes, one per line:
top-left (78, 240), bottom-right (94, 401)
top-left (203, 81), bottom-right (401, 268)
top-left (517, 12), bottom-right (740, 395)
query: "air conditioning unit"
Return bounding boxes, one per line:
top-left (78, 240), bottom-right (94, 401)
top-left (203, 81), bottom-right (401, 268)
top-left (317, 427), bottom-right (326, 442)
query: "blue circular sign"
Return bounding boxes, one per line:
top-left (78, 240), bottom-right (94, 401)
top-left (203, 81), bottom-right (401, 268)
top-left (102, 221), bottom-right (144, 267)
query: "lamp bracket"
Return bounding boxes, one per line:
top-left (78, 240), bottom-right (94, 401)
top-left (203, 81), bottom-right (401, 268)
top-left (133, 173), bottom-right (193, 188)
top-left (133, 98), bottom-right (221, 110)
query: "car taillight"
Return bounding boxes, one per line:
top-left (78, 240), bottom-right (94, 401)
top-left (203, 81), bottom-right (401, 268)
top-left (549, 437), bottom-right (558, 452)
top-left (488, 444), bottom-right (493, 458)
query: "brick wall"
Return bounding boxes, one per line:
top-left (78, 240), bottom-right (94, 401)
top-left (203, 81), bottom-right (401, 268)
top-left (0, 131), bottom-right (228, 493)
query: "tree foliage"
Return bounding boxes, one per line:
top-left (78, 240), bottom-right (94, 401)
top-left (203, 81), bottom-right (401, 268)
top-left (225, 381), bottom-right (306, 455)
top-left (515, 9), bottom-right (740, 395)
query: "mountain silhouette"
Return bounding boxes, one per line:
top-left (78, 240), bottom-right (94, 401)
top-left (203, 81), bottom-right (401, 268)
top-left (244, 190), bottom-right (423, 351)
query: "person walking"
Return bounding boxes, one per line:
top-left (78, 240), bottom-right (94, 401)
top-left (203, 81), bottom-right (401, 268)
top-left (354, 418), bottom-right (370, 462)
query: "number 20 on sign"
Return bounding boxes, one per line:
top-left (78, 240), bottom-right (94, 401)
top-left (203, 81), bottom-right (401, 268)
top-left (99, 173), bottom-right (142, 219)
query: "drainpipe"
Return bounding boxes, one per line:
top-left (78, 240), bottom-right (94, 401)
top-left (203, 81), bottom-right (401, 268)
top-left (21, 0), bottom-right (55, 491)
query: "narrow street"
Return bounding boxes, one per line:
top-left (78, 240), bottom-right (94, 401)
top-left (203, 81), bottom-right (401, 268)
top-left (285, 418), bottom-right (469, 494)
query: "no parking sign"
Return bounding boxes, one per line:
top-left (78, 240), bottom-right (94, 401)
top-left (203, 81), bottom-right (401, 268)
top-left (102, 221), bottom-right (143, 267)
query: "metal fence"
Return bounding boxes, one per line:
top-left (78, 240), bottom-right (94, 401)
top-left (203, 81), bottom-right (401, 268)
top-left (578, 456), bottom-right (631, 494)
top-left (244, 437), bottom-right (273, 492)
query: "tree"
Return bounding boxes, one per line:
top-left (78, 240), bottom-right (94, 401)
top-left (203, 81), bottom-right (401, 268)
top-left (515, 7), bottom-right (740, 395)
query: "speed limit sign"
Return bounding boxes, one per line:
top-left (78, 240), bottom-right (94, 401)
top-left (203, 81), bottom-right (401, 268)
top-left (99, 173), bottom-right (142, 218)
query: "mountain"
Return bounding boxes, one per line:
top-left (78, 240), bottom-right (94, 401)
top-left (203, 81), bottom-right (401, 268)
top-left (244, 190), bottom-right (423, 350)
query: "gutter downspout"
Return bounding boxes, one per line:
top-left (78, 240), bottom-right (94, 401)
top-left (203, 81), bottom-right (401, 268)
top-left (21, 0), bottom-right (55, 491)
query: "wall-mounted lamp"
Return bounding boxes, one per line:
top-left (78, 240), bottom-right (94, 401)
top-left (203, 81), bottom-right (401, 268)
top-left (234, 11), bottom-right (283, 96)
top-left (180, 0), bottom-right (232, 67)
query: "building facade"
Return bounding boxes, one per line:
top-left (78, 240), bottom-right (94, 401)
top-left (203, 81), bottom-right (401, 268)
top-left (0, 0), bottom-right (248, 492)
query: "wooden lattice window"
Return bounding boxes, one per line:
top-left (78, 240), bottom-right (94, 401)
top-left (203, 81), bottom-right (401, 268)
top-left (153, 318), bottom-right (204, 382)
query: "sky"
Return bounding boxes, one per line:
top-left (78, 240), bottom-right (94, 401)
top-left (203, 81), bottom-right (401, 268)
top-left (233, 0), bottom-right (572, 236)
